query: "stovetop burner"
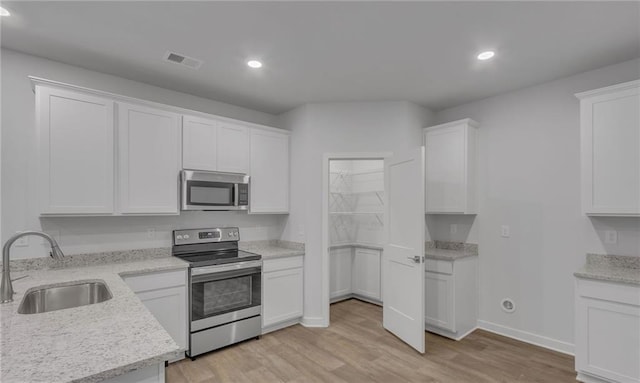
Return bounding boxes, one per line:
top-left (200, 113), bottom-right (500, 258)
top-left (174, 249), bottom-right (261, 267)
top-left (171, 227), bottom-right (261, 267)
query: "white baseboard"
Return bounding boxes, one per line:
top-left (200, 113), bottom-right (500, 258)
top-left (576, 372), bottom-right (612, 383)
top-left (301, 316), bottom-right (328, 328)
top-left (262, 318), bottom-right (302, 335)
top-left (477, 320), bottom-right (574, 355)
top-left (425, 323), bottom-right (477, 341)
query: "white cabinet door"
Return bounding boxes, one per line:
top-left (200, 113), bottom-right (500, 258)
top-left (249, 129), bottom-right (290, 213)
top-left (575, 279), bottom-right (640, 383)
top-left (330, 248), bottom-right (352, 299)
top-left (424, 119), bottom-right (478, 214)
top-left (136, 286), bottom-right (188, 356)
top-left (101, 364), bottom-right (165, 383)
top-left (263, 266), bottom-right (303, 327)
top-left (37, 86), bottom-right (114, 215)
top-left (182, 115), bottom-right (217, 171)
top-left (578, 81), bottom-right (640, 216)
top-left (217, 122), bottom-right (249, 174)
top-left (383, 147), bottom-right (426, 354)
top-left (118, 103), bottom-right (181, 214)
top-left (123, 269), bottom-right (188, 363)
top-left (182, 117), bottom-right (249, 174)
top-left (352, 248), bottom-right (381, 301)
top-left (425, 271), bottom-right (455, 332)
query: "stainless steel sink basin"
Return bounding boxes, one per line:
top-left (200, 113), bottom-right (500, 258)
top-left (18, 280), bottom-right (112, 314)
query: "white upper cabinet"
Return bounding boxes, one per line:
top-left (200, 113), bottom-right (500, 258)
top-left (117, 102), bottom-right (181, 214)
top-left (424, 119), bottom-right (479, 214)
top-left (33, 78), bottom-right (286, 216)
top-left (217, 121), bottom-right (249, 174)
top-left (37, 86), bottom-right (115, 215)
top-left (249, 128), bottom-right (290, 214)
top-left (182, 116), bottom-right (249, 174)
top-left (182, 115), bottom-right (217, 171)
top-left (576, 80), bottom-right (640, 216)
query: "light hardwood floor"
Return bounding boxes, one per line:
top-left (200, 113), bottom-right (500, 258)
top-left (167, 299), bottom-right (576, 383)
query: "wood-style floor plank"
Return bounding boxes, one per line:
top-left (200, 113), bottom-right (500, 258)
top-left (167, 299), bottom-right (576, 383)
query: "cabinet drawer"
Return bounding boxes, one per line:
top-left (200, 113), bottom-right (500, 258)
top-left (577, 278), bottom-right (640, 306)
top-left (263, 255), bottom-right (304, 273)
top-left (425, 259), bottom-right (453, 275)
top-left (123, 269), bottom-right (187, 293)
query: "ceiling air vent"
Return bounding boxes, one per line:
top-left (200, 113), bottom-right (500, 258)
top-left (163, 51), bottom-right (203, 69)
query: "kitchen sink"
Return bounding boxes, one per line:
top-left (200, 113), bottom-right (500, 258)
top-left (18, 281), bottom-right (112, 314)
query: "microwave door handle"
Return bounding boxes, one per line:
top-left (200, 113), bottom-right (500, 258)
top-left (234, 184), bottom-right (239, 206)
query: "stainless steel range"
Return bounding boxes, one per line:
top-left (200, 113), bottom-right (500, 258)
top-left (172, 227), bottom-right (262, 359)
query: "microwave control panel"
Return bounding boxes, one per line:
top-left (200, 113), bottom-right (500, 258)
top-left (237, 184), bottom-right (249, 206)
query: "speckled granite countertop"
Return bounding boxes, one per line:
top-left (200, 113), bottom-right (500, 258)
top-left (424, 241), bottom-right (478, 261)
top-left (574, 254), bottom-right (640, 286)
top-left (329, 242), bottom-right (384, 251)
top-left (0, 251), bottom-right (188, 383)
top-left (239, 240), bottom-right (305, 260)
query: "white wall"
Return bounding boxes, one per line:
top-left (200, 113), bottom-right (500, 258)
top-left (1, 49), bottom-right (285, 258)
top-left (279, 101), bottom-right (434, 324)
top-left (432, 58), bottom-right (640, 352)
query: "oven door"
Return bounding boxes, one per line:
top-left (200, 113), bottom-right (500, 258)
top-left (190, 261), bottom-right (262, 332)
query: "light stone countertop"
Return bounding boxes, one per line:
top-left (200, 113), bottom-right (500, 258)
top-left (0, 254), bottom-right (188, 383)
top-left (574, 254), bottom-right (640, 286)
top-left (329, 242), bottom-right (384, 251)
top-left (424, 241), bottom-right (478, 261)
top-left (239, 240), bottom-right (305, 260)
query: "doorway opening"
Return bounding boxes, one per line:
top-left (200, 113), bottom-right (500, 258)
top-left (322, 153), bottom-right (390, 326)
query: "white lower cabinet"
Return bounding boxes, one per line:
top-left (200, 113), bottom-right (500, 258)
top-left (101, 364), bottom-right (165, 383)
top-left (330, 248), bottom-right (352, 300)
top-left (424, 257), bottom-right (477, 340)
top-left (262, 256), bottom-right (304, 333)
top-left (352, 248), bottom-right (381, 301)
top-left (575, 278), bottom-right (640, 383)
top-left (123, 269), bottom-right (188, 363)
top-left (329, 246), bottom-right (382, 304)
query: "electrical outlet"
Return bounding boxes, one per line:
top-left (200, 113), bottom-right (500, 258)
top-left (450, 224), bottom-right (458, 235)
top-left (604, 230), bottom-right (618, 244)
top-left (14, 232), bottom-right (28, 247)
top-left (501, 225), bottom-right (510, 238)
top-left (146, 228), bottom-right (156, 239)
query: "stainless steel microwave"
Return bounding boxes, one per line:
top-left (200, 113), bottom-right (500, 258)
top-left (181, 170), bottom-right (250, 211)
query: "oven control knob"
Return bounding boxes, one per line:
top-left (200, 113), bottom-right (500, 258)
top-left (184, 234), bottom-right (190, 239)
top-left (234, 232), bottom-right (238, 237)
top-left (228, 232), bottom-right (232, 237)
top-left (176, 235), bottom-right (183, 240)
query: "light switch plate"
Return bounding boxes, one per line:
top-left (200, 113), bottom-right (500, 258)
top-left (604, 230), bottom-right (618, 244)
top-left (501, 225), bottom-right (510, 238)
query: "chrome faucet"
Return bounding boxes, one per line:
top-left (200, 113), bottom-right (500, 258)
top-left (1, 231), bottom-right (65, 303)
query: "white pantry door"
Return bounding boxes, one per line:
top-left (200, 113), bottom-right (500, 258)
top-left (383, 147), bottom-right (425, 353)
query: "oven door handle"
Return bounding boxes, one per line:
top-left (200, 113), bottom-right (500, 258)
top-left (234, 184), bottom-right (239, 207)
top-left (191, 260), bottom-right (262, 275)
top-left (191, 267), bottom-right (261, 283)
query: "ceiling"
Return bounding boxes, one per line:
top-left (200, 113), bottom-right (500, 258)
top-left (1, 1), bottom-right (639, 115)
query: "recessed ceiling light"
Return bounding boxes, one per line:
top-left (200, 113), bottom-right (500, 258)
top-left (247, 60), bottom-right (263, 69)
top-left (0, 7), bottom-right (10, 16)
top-left (477, 51), bottom-right (495, 61)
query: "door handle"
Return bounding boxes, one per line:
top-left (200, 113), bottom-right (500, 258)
top-left (407, 255), bottom-right (422, 263)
